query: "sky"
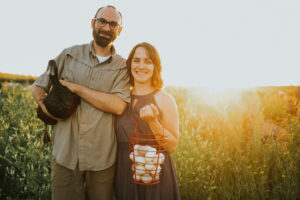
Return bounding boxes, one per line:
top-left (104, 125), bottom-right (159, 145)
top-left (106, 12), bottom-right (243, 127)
top-left (0, 0), bottom-right (299, 89)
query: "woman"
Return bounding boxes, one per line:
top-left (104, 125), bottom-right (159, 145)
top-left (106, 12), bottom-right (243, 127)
top-left (114, 42), bottom-right (180, 200)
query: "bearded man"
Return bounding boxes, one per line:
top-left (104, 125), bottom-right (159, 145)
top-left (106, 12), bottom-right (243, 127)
top-left (31, 5), bottom-right (130, 200)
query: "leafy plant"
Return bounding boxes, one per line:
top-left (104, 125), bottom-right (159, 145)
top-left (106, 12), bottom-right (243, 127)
top-left (0, 84), bottom-right (299, 200)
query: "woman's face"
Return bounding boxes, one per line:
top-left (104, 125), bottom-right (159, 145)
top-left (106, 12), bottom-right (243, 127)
top-left (131, 47), bottom-right (154, 86)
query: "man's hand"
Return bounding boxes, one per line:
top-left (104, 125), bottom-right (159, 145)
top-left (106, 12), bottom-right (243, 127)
top-left (32, 84), bottom-right (63, 121)
top-left (59, 80), bottom-right (127, 115)
top-left (40, 102), bottom-right (64, 121)
top-left (59, 80), bottom-right (77, 93)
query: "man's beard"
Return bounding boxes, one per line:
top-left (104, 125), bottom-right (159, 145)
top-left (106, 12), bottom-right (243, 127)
top-left (93, 29), bottom-right (117, 47)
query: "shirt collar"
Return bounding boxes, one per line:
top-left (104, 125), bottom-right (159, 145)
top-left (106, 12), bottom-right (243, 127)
top-left (89, 41), bottom-right (116, 63)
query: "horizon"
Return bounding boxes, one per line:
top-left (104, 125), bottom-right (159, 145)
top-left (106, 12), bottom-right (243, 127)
top-left (1, 71), bottom-right (299, 91)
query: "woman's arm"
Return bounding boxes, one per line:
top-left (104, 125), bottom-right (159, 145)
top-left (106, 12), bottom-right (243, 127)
top-left (140, 92), bottom-right (179, 154)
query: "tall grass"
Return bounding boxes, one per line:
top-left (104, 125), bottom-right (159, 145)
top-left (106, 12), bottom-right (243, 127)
top-left (0, 84), bottom-right (299, 199)
top-left (0, 85), bottom-right (52, 199)
top-left (166, 87), bottom-right (299, 200)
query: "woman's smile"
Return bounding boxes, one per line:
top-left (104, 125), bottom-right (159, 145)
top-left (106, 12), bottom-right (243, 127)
top-left (131, 47), bottom-right (154, 85)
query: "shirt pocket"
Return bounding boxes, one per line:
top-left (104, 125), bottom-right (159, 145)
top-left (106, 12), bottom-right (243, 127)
top-left (89, 68), bottom-right (118, 93)
top-left (62, 56), bottom-right (90, 85)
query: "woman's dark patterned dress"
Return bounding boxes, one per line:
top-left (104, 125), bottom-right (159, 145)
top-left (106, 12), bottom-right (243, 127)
top-left (114, 90), bottom-right (181, 200)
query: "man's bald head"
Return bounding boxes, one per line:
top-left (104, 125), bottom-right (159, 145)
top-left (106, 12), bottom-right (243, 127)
top-left (94, 5), bottom-right (122, 26)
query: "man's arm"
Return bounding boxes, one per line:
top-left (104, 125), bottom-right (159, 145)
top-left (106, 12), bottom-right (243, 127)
top-left (59, 80), bottom-right (127, 115)
top-left (31, 84), bottom-right (63, 121)
top-left (31, 84), bottom-right (46, 106)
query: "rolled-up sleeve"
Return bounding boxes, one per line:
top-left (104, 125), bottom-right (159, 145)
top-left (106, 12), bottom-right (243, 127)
top-left (110, 68), bottom-right (131, 103)
top-left (33, 49), bottom-right (67, 92)
top-left (34, 70), bottom-right (51, 92)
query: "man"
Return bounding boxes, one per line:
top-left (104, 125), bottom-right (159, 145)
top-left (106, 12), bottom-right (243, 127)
top-left (31, 5), bottom-right (130, 200)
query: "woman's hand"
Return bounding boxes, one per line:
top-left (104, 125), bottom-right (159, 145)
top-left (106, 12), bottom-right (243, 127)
top-left (59, 80), bottom-right (77, 93)
top-left (140, 104), bottom-right (159, 122)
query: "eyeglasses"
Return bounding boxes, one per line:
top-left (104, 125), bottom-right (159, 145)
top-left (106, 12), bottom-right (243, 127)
top-left (94, 18), bottom-right (120, 30)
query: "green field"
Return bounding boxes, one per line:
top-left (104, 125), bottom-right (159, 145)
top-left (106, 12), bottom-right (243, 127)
top-left (0, 84), bottom-right (299, 200)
